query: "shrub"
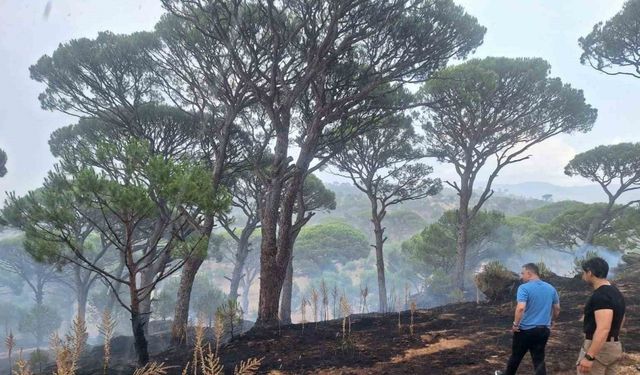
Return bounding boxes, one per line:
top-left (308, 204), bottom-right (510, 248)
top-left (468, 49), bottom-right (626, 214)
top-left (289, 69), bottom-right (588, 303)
top-left (573, 250), bottom-right (599, 276)
top-left (535, 261), bottom-right (553, 279)
top-left (475, 261), bottom-right (519, 303)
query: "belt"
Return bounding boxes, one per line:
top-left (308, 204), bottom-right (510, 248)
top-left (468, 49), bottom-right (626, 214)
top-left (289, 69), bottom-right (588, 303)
top-left (520, 325), bottom-right (549, 330)
top-left (585, 335), bottom-right (619, 342)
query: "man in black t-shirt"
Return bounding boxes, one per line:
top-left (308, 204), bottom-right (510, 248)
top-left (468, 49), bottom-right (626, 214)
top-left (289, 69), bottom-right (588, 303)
top-left (576, 257), bottom-right (626, 375)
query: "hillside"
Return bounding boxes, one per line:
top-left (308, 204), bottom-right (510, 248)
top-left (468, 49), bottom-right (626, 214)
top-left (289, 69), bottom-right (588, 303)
top-left (146, 265), bottom-right (639, 374)
top-left (493, 182), bottom-right (640, 204)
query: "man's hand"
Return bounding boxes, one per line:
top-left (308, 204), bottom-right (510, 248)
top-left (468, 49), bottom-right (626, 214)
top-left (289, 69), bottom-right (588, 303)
top-left (511, 324), bottom-right (520, 333)
top-left (577, 358), bottom-right (593, 374)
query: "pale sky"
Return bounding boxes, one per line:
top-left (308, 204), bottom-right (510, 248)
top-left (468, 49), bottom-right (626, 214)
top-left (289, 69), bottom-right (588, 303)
top-left (0, 0), bottom-right (638, 199)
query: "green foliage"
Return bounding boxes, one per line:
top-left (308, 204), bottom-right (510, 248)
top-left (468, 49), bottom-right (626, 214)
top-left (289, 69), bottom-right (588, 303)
top-left (29, 31), bottom-right (160, 117)
top-left (573, 250), bottom-right (600, 276)
top-left (565, 143), bottom-right (640, 187)
top-left (0, 302), bottom-right (25, 334)
top-left (521, 201), bottom-right (587, 224)
top-left (579, 0), bottom-right (640, 78)
top-left (535, 261), bottom-right (553, 279)
top-left (29, 348), bottom-right (49, 373)
top-left (152, 273), bottom-right (227, 323)
top-left (19, 305), bottom-right (62, 346)
top-left (294, 221), bottom-right (369, 275)
top-left (216, 299), bottom-right (243, 338)
top-left (475, 261), bottom-right (518, 303)
top-left (330, 108), bottom-right (442, 222)
top-left (420, 57), bottom-right (597, 167)
top-left (401, 210), bottom-right (508, 278)
top-left (152, 282), bottom-right (178, 321)
top-left (533, 201), bottom-right (633, 250)
top-left (302, 175), bottom-right (337, 212)
top-left (191, 277), bottom-right (227, 326)
top-left (384, 210), bottom-right (427, 240)
top-left (503, 216), bottom-right (542, 249)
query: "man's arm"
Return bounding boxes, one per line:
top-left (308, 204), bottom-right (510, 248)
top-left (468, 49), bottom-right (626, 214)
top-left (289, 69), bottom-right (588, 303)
top-left (513, 302), bottom-right (526, 330)
top-left (578, 309), bottom-right (613, 373)
top-left (551, 303), bottom-right (560, 325)
top-left (586, 309), bottom-right (613, 357)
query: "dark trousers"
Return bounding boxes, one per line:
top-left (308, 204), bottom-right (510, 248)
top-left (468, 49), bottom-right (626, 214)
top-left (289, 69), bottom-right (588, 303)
top-left (505, 327), bottom-right (550, 375)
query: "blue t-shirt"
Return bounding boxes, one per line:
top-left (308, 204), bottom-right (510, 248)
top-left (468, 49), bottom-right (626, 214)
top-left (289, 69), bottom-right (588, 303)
top-left (516, 279), bottom-right (559, 330)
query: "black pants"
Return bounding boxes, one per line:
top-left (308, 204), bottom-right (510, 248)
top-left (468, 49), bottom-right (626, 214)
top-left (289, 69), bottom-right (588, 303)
top-left (504, 327), bottom-right (550, 375)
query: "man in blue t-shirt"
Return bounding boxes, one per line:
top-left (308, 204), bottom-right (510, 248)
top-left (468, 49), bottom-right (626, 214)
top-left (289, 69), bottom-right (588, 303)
top-left (496, 263), bottom-right (560, 375)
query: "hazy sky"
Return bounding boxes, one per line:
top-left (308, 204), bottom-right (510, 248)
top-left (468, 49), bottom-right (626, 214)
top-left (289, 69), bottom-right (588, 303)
top-left (0, 0), bottom-right (638, 199)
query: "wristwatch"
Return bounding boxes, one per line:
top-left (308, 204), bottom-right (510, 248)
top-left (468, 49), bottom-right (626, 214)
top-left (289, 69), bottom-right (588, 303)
top-left (584, 353), bottom-right (595, 361)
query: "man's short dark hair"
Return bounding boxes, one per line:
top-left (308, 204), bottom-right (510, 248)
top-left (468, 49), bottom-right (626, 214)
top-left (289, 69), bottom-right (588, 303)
top-left (522, 263), bottom-right (539, 275)
top-left (582, 257), bottom-right (609, 278)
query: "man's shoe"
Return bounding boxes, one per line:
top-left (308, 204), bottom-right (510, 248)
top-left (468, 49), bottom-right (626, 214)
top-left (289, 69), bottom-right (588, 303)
top-left (494, 371), bottom-right (504, 375)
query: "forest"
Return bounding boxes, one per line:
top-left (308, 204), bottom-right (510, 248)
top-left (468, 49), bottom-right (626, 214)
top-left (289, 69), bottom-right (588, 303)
top-left (0, 0), bottom-right (639, 374)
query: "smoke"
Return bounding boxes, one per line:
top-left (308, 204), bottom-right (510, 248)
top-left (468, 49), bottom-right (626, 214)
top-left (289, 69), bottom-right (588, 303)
top-left (490, 245), bottom-right (624, 277)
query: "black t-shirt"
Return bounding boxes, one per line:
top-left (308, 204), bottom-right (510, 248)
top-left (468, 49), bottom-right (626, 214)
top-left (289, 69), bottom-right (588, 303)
top-left (583, 284), bottom-right (626, 340)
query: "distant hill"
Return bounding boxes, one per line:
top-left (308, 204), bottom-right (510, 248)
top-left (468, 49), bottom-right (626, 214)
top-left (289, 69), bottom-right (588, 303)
top-left (492, 181), bottom-right (640, 203)
top-left (312, 182), bottom-right (549, 243)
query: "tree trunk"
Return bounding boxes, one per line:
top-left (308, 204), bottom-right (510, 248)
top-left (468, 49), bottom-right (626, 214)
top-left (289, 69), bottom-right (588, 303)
top-left (35, 285), bottom-right (44, 307)
top-left (241, 278), bottom-right (251, 316)
top-left (584, 199), bottom-right (615, 245)
top-left (229, 235), bottom-right (250, 303)
top-left (170, 254), bottom-right (205, 346)
top-left (372, 212), bottom-right (387, 313)
top-left (454, 216), bottom-right (469, 293)
top-left (255, 128), bottom-right (291, 327)
top-left (168, 109), bottom-right (233, 341)
top-left (130, 309), bottom-right (149, 366)
top-left (279, 256), bottom-right (294, 324)
top-left (256, 246), bottom-right (286, 327)
top-left (139, 293), bottom-right (152, 336)
top-left (454, 197), bottom-right (471, 294)
top-left (77, 286), bottom-right (89, 324)
top-left (256, 115), bottom-right (316, 327)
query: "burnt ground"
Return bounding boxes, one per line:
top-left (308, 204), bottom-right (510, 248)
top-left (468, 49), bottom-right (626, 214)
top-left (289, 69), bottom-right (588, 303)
top-left (153, 269), bottom-right (640, 375)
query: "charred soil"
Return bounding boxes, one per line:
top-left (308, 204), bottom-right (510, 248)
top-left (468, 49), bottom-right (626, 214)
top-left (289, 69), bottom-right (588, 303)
top-left (149, 271), bottom-right (639, 374)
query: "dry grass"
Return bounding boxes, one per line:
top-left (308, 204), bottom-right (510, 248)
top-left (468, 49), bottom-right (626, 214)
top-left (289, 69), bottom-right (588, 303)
top-left (404, 284), bottom-right (410, 310)
top-left (98, 310), bottom-right (116, 374)
top-left (331, 286), bottom-right (339, 319)
top-left (311, 288), bottom-right (319, 325)
top-left (51, 331), bottom-right (74, 375)
top-left (13, 349), bottom-right (32, 375)
top-left (154, 314), bottom-right (263, 375)
top-left (6, 330), bottom-right (15, 371)
top-left (68, 317), bottom-right (87, 366)
top-left (301, 296), bottom-right (308, 333)
top-left (192, 315), bottom-right (206, 375)
top-left (133, 362), bottom-right (169, 375)
top-left (396, 296), bottom-right (403, 332)
top-left (320, 280), bottom-right (329, 322)
top-left (213, 314), bottom-right (224, 357)
top-left (234, 357), bottom-right (263, 375)
top-left (359, 285), bottom-right (369, 314)
top-left (339, 295), bottom-right (353, 351)
top-left (409, 301), bottom-right (417, 336)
